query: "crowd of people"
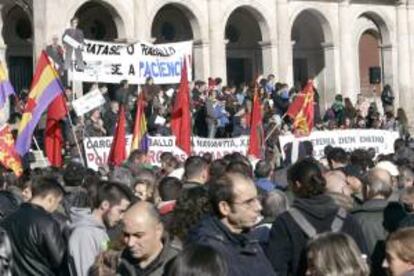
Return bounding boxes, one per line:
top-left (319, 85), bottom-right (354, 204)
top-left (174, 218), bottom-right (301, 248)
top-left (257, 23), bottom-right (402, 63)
top-left (0, 134), bottom-right (413, 275)
top-left (3, 41), bottom-right (414, 275)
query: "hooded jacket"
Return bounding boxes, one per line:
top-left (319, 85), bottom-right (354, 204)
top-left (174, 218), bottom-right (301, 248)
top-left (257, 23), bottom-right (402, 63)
top-left (187, 215), bottom-right (277, 276)
top-left (68, 208), bottom-right (109, 276)
top-left (266, 194), bottom-right (367, 276)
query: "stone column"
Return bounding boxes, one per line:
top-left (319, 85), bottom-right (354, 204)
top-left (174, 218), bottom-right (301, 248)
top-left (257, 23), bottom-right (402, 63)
top-left (339, 0), bottom-right (356, 100)
top-left (408, 2), bottom-right (414, 86)
top-left (208, 0), bottom-right (227, 82)
top-left (396, 2), bottom-right (412, 120)
top-left (259, 40), bottom-right (278, 77)
top-left (321, 42), bottom-right (336, 110)
top-left (32, 0), bottom-right (47, 64)
top-left (0, 4), bottom-right (7, 65)
top-left (134, 0), bottom-right (150, 41)
top-left (193, 39), bottom-right (210, 81)
top-left (276, 0), bottom-right (293, 85)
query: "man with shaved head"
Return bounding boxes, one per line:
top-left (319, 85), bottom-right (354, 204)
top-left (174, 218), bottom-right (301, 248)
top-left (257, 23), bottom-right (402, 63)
top-left (187, 173), bottom-right (276, 276)
top-left (117, 201), bottom-right (179, 275)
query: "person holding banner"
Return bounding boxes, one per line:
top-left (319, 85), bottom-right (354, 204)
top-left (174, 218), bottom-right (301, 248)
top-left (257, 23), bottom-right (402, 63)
top-left (62, 17), bottom-right (85, 71)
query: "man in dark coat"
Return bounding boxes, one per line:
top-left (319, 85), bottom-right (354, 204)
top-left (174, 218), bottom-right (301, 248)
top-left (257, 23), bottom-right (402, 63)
top-left (352, 168), bottom-right (394, 276)
top-left (1, 176), bottom-right (66, 276)
top-left (187, 173), bottom-right (277, 276)
top-left (266, 158), bottom-right (367, 276)
top-left (62, 17), bottom-right (85, 70)
top-left (117, 201), bottom-right (179, 276)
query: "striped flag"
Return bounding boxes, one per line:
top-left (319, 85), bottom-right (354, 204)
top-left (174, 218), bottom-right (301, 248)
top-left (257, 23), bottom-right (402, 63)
top-left (131, 93), bottom-right (149, 153)
top-left (15, 51), bottom-right (64, 156)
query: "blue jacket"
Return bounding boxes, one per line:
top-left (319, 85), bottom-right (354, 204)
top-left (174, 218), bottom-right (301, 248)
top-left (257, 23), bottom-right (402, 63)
top-left (187, 215), bottom-right (277, 276)
top-left (255, 178), bottom-right (276, 192)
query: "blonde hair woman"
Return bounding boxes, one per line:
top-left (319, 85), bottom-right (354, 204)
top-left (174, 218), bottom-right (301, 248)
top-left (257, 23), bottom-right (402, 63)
top-left (306, 232), bottom-right (369, 276)
top-left (384, 227), bottom-right (414, 276)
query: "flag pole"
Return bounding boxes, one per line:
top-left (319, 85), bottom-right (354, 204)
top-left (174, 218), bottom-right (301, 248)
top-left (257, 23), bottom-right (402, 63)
top-left (265, 114), bottom-right (287, 142)
top-left (32, 137), bottom-right (49, 167)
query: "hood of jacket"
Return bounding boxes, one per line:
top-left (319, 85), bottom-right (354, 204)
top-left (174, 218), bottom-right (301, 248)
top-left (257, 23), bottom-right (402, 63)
top-left (292, 194), bottom-right (339, 221)
top-left (69, 207), bottom-right (104, 230)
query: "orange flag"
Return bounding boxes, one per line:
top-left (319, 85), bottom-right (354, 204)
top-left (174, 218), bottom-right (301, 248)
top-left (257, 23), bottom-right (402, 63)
top-left (0, 125), bottom-right (22, 176)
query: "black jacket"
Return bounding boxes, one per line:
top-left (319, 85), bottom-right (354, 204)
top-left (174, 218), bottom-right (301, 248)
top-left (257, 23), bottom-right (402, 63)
top-left (1, 203), bottom-right (66, 276)
top-left (187, 215), bottom-right (277, 276)
top-left (117, 236), bottom-right (179, 276)
top-left (266, 194), bottom-right (367, 276)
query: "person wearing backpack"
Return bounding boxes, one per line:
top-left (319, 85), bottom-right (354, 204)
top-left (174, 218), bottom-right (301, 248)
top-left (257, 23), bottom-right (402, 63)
top-left (266, 158), bottom-right (367, 276)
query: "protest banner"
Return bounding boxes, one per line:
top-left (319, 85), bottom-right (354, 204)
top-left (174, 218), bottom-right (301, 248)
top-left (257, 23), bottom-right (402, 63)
top-left (70, 39), bottom-right (192, 84)
top-left (84, 135), bottom-right (248, 171)
top-left (279, 129), bottom-right (399, 160)
top-left (71, 89), bottom-right (106, 116)
top-left (71, 39), bottom-right (138, 84)
top-left (137, 41), bottom-right (192, 84)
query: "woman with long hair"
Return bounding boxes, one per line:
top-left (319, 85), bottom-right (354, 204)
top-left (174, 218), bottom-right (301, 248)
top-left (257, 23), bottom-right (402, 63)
top-left (396, 108), bottom-right (410, 139)
top-left (306, 232), bottom-right (369, 276)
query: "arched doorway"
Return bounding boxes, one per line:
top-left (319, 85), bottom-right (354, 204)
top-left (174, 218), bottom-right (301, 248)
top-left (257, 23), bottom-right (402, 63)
top-left (291, 9), bottom-right (335, 110)
top-left (151, 4), bottom-right (193, 44)
top-left (74, 1), bottom-right (124, 41)
top-left (151, 3), bottom-right (204, 80)
top-left (358, 30), bottom-right (381, 96)
top-left (3, 4), bottom-right (33, 94)
top-left (355, 13), bottom-right (392, 98)
top-left (225, 7), bottom-right (264, 87)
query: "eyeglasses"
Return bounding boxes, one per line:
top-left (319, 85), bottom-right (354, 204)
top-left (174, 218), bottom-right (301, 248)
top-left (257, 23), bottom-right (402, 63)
top-left (232, 196), bottom-right (261, 208)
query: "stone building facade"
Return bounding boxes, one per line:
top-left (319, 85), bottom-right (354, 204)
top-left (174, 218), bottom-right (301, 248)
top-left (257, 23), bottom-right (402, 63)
top-left (0, 0), bottom-right (413, 117)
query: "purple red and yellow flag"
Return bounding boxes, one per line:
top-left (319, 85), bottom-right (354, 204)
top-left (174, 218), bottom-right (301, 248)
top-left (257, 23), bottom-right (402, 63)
top-left (131, 93), bottom-right (149, 153)
top-left (15, 51), bottom-right (64, 156)
top-left (0, 125), bottom-right (22, 176)
top-left (0, 62), bottom-right (16, 109)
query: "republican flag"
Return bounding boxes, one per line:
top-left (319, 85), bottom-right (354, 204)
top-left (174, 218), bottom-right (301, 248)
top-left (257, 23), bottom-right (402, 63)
top-left (0, 125), bottom-right (22, 176)
top-left (44, 94), bottom-right (67, 167)
top-left (15, 51), bottom-right (64, 156)
top-left (131, 93), bottom-right (149, 153)
top-left (0, 62), bottom-right (16, 126)
top-left (108, 105), bottom-right (127, 166)
top-left (171, 58), bottom-right (191, 155)
top-left (0, 62), bottom-right (15, 109)
top-left (247, 85), bottom-right (263, 159)
top-left (286, 80), bottom-right (315, 136)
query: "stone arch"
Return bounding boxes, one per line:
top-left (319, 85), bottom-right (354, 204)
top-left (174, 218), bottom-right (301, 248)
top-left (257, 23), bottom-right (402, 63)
top-left (353, 10), bottom-right (393, 97)
top-left (66, 0), bottom-right (129, 40)
top-left (290, 7), bottom-right (334, 44)
top-left (222, 3), bottom-right (273, 85)
top-left (290, 8), bottom-right (336, 110)
top-left (221, 1), bottom-right (273, 43)
top-left (2, 3), bottom-right (33, 93)
top-left (148, 0), bottom-right (207, 42)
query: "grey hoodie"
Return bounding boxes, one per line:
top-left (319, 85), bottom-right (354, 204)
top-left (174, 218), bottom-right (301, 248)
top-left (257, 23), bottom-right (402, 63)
top-left (68, 207), bottom-right (109, 276)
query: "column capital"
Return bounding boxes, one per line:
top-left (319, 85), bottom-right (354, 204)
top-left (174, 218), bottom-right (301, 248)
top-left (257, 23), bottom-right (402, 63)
top-left (321, 42), bottom-right (334, 49)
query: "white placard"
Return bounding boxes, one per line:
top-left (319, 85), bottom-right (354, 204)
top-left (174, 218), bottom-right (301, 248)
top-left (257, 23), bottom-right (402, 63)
top-left (72, 89), bottom-right (106, 116)
top-left (63, 34), bottom-right (83, 49)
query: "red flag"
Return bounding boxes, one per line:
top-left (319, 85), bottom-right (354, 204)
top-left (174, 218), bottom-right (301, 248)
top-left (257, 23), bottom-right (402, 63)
top-left (0, 125), bottom-right (22, 176)
top-left (286, 80), bottom-right (314, 136)
top-left (44, 94), bottom-right (67, 167)
top-left (247, 86), bottom-right (263, 159)
top-left (108, 105), bottom-right (126, 166)
top-left (171, 58), bottom-right (192, 155)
